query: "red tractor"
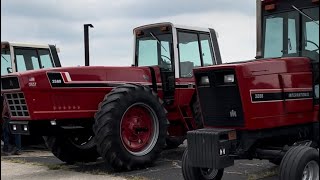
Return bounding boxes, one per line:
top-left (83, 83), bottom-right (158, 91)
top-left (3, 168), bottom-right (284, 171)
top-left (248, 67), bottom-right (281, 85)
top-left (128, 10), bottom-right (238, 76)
top-left (1, 23), bottom-right (222, 170)
top-left (1, 41), bottom-right (61, 144)
top-left (182, 0), bottom-right (319, 180)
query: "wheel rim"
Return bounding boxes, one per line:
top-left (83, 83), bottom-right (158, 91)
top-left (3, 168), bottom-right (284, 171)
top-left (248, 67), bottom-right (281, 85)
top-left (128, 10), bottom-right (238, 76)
top-left (120, 103), bottom-right (159, 156)
top-left (69, 134), bottom-right (95, 149)
top-left (302, 160), bottom-right (319, 180)
top-left (200, 168), bottom-right (218, 179)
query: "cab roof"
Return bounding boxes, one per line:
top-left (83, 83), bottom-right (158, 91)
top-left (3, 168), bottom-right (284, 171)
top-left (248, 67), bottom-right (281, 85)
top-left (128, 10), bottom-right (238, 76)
top-left (133, 22), bottom-right (211, 33)
top-left (1, 41), bottom-right (53, 49)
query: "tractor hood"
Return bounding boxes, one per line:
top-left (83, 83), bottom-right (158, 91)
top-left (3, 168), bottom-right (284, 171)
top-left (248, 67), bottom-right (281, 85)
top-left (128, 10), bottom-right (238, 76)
top-left (1, 66), bottom-right (156, 92)
top-left (194, 57), bottom-right (311, 77)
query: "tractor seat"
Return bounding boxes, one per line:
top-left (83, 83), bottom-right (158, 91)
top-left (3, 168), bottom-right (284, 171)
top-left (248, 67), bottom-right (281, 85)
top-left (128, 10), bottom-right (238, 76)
top-left (180, 61), bottom-right (194, 77)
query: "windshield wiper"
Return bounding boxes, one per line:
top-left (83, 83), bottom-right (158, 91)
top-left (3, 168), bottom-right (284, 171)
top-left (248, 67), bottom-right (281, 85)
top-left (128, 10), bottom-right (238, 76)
top-left (1, 55), bottom-right (9, 62)
top-left (292, 5), bottom-right (319, 26)
top-left (149, 32), bottom-right (168, 52)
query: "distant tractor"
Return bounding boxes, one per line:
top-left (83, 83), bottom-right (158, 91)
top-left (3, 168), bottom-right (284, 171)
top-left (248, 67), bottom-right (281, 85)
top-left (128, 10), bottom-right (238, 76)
top-left (182, 0), bottom-right (319, 180)
top-left (1, 41), bottom-right (61, 75)
top-left (1, 41), bottom-right (62, 145)
top-left (1, 23), bottom-right (223, 170)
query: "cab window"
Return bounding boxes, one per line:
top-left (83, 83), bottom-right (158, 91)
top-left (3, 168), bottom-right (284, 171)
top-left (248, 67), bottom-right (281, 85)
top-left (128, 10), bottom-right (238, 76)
top-left (178, 31), bottom-right (215, 78)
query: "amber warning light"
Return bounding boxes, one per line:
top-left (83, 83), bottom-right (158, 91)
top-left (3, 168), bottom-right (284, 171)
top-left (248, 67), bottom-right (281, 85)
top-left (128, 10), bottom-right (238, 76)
top-left (261, 0), bottom-right (276, 11)
top-left (1, 44), bottom-right (9, 49)
top-left (136, 30), bottom-right (144, 36)
top-left (265, 4), bottom-right (276, 11)
top-left (160, 26), bottom-right (170, 32)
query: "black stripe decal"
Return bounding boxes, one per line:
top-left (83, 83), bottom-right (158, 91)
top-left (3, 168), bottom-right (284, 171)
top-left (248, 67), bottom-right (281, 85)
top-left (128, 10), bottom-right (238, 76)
top-left (251, 92), bottom-right (283, 102)
top-left (47, 72), bottom-right (196, 89)
top-left (284, 91), bottom-right (313, 99)
top-left (251, 91), bottom-right (313, 102)
top-left (176, 84), bottom-right (195, 88)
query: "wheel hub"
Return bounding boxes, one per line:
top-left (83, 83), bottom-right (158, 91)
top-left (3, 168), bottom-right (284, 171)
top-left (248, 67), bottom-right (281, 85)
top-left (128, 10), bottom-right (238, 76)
top-left (120, 103), bottom-right (159, 156)
top-left (69, 133), bottom-right (95, 149)
top-left (302, 160), bottom-right (319, 180)
top-left (200, 168), bottom-right (218, 179)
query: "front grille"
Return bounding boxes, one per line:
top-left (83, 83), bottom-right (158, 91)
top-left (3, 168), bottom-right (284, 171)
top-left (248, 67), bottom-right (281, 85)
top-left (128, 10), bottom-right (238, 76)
top-left (1, 76), bottom-right (20, 90)
top-left (5, 93), bottom-right (29, 117)
top-left (195, 70), bottom-right (244, 127)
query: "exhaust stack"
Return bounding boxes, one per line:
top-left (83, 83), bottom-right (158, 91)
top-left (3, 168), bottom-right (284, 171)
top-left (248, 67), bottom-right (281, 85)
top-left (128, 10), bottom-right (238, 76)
top-left (84, 24), bottom-right (94, 66)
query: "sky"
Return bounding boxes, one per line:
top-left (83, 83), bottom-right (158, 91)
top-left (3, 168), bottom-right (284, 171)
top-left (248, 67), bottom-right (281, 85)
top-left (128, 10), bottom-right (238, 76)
top-left (1, 0), bottom-right (257, 67)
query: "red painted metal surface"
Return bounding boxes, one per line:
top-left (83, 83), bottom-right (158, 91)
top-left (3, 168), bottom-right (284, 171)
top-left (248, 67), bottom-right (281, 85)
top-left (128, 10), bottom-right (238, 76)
top-left (1, 65), bottom-right (195, 137)
top-left (194, 57), bottom-right (319, 130)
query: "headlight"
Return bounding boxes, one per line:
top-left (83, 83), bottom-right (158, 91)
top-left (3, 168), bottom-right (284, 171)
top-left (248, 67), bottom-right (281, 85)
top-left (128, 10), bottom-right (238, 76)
top-left (199, 76), bottom-right (210, 86)
top-left (224, 74), bottom-right (234, 83)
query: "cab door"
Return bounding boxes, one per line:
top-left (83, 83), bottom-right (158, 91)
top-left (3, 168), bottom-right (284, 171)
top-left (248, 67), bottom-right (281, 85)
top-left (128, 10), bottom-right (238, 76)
top-left (175, 30), bottom-right (219, 128)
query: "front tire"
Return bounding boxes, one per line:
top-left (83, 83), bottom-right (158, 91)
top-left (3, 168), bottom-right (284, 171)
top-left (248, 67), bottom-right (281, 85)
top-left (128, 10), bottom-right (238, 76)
top-left (182, 149), bottom-right (224, 180)
top-left (279, 146), bottom-right (319, 180)
top-left (93, 84), bottom-right (167, 171)
top-left (43, 132), bottom-right (99, 164)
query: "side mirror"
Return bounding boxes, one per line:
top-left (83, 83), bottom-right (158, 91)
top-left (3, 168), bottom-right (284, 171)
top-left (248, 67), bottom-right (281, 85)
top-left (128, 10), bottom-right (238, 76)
top-left (7, 67), bottom-right (12, 73)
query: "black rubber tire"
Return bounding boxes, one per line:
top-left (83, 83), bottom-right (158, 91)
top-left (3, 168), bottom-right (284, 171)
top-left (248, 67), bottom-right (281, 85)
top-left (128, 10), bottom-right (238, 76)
top-left (93, 84), bottom-right (167, 171)
top-left (165, 136), bottom-right (185, 149)
top-left (182, 149), bottom-right (224, 180)
top-left (190, 94), bottom-right (203, 129)
top-left (43, 134), bottom-right (99, 164)
top-left (279, 146), bottom-right (319, 180)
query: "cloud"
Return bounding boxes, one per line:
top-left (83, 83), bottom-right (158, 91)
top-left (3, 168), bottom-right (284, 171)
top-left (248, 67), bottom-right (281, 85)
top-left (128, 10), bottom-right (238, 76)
top-left (1, 0), bottom-right (257, 67)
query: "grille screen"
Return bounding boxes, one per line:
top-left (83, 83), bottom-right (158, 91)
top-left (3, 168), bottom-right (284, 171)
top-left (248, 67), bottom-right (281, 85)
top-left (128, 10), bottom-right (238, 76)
top-left (5, 93), bottom-right (29, 117)
top-left (195, 70), bottom-right (244, 127)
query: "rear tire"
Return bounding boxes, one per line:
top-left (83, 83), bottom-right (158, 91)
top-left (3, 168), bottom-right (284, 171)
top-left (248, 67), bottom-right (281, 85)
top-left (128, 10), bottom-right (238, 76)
top-left (182, 149), bottom-right (224, 180)
top-left (93, 84), bottom-right (167, 171)
top-left (43, 133), bottom-right (99, 164)
top-left (190, 94), bottom-right (203, 129)
top-left (165, 136), bottom-right (185, 149)
top-left (279, 146), bottom-right (319, 180)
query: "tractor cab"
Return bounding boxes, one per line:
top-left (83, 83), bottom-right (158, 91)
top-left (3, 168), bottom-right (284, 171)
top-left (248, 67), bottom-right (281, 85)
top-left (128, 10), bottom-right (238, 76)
top-left (133, 23), bottom-right (222, 104)
top-left (257, 0), bottom-right (319, 101)
top-left (257, 0), bottom-right (319, 62)
top-left (133, 22), bottom-right (222, 78)
top-left (1, 41), bottom-right (61, 76)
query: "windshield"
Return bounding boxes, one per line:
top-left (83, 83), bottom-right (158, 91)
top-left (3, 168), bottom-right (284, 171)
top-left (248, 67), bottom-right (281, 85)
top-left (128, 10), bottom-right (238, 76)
top-left (1, 47), bottom-right (12, 75)
top-left (136, 32), bottom-right (173, 71)
top-left (1, 47), bottom-right (55, 75)
top-left (263, 7), bottom-right (319, 61)
top-left (15, 48), bottom-right (54, 72)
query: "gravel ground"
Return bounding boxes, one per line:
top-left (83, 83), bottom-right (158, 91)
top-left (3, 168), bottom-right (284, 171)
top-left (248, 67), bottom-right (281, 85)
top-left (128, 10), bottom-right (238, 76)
top-left (1, 143), bottom-right (278, 180)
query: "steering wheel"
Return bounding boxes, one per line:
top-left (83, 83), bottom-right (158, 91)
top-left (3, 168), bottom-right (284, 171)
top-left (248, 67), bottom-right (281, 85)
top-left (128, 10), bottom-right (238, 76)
top-left (161, 55), bottom-right (171, 63)
top-left (160, 55), bottom-right (171, 69)
top-left (306, 40), bottom-right (319, 52)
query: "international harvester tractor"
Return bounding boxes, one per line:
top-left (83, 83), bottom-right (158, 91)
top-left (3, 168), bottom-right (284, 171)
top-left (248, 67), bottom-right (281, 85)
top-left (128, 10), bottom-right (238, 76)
top-left (1, 23), bottom-right (222, 170)
top-left (182, 0), bottom-right (319, 180)
top-left (1, 41), bottom-right (61, 144)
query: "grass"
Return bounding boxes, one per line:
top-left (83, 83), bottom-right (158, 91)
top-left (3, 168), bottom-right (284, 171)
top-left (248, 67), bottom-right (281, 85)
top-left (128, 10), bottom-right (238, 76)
top-left (46, 164), bottom-right (66, 170)
top-left (5, 158), bottom-right (27, 164)
top-left (3, 157), bottom-right (67, 171)
top-left (84, 169), bottom-right (109, 175)
top-left (127, 176), bottom-right (149, 180)
top-left (248, 166), bottom-right (278, 180)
